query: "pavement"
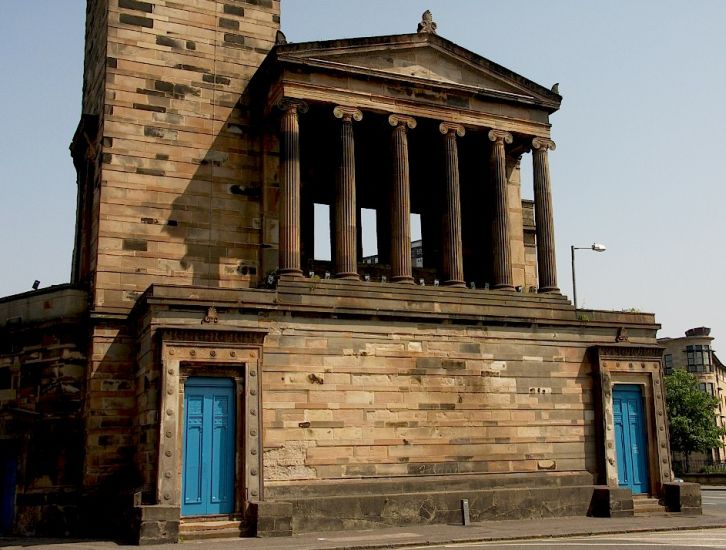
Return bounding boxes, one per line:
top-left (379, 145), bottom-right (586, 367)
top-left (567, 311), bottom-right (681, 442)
top-left (3, 509), bottom-right (726, 550)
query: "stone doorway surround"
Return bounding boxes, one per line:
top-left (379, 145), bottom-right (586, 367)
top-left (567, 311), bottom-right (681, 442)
top-left (593, 345), bottom-right (672, 497)
top-left (156, 329), bottom-right (266, 517)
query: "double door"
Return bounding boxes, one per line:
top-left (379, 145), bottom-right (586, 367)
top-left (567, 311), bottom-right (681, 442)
top-left (613, 384), bottom-right (649, 494)
top-left (182, 378), bottom-right (236, 516)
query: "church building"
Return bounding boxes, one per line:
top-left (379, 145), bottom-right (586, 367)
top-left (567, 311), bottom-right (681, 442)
top-left (0, 1), bottom-right (698, 544)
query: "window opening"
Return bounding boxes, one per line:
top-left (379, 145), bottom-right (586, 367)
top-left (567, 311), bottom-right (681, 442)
top-left (314, 203), bottom-right (331, 261)
top-left (361, 208), bottom-right (378, 264)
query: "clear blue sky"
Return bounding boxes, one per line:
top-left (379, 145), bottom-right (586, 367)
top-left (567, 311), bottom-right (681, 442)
top-left (1, 1), bottom-right (725, 346)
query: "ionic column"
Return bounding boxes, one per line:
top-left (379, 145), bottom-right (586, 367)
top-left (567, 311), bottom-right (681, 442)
top-left (278, 99), bottom-right (307, 277)
top-left (488, 129), bottom-right (514, 291)
top-left (333, 106), bottom-right (363, 279)
top-left (532, 137), bottom-right (559, 292)
top-left (439, 122), bottom-right (466, 287)
top-left (389, 114), bottom-right (417, 284)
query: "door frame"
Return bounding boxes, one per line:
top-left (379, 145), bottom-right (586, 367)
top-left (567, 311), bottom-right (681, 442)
top-left (156, 330), bottom-right (265, 516)
top-left (593, 346), bottom-right (673, 498)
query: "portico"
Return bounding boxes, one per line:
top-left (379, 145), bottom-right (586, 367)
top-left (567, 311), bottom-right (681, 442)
top-left (259, 30), bottom-right (561, 292)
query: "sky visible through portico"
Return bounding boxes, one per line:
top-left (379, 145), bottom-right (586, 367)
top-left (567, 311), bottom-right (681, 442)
top-left (1, 1), bottom-right (724, 346)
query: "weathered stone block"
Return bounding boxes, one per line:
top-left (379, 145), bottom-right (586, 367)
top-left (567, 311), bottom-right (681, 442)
top-left (663, 482), bottom-right (702, 515)
top-left (588, 486), bottom-right (633, 517)
top-left (132, 505), bottom-right (180, 545)
top-left (247, 500), bottom-right (293, 537)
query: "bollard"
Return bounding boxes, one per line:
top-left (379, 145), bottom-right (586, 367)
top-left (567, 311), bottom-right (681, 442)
top-left (461, 498), bottom-right (470, 526)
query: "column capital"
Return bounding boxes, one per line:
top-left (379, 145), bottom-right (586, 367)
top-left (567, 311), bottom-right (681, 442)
top-left (488, 129), bottom-right (513, 145)
top-left (532, 137), bottom-right (556, 152)
top-left (277, 98), bottom-right (308, 115)
top-left (439, 122), bottom-right (465, 137)
top-left (333, 106), bottom-right (363, 123)
top-left (388, 114), bottom-right (417, 130)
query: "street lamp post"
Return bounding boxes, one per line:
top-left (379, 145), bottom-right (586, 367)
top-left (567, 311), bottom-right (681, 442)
top-left (570, 243), bottom-right (606, 309)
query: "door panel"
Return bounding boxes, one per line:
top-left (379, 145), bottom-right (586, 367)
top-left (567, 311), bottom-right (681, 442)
top-left (182, 378), bottom-right (235, 516)
top-left (613, 384), bottom-right (649, 494)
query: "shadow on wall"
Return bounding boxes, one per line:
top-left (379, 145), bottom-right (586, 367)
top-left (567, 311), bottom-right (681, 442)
top-left (163, 85), bottom-right (265, 288)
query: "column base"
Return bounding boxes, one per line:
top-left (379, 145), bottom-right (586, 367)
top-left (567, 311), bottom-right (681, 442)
top-left (493, 283), bottom-right (515, 291)
top-left (538, 286), bottom-right (560, 294)
top-left (391, 276), bottom-right (415, 284)
top-left (279, 269), bottom-right (303, 278)
top-left (335, 272), bottom-right (360, 280)
top-left (444, 280), bottom-right (466, 288)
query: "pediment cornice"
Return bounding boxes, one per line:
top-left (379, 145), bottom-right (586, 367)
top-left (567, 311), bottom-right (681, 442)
top-left (270, 33), bottom-right (561, 113)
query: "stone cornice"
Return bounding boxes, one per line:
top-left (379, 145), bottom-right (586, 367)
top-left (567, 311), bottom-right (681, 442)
top-left (130, 281), bottom-right (660, 334)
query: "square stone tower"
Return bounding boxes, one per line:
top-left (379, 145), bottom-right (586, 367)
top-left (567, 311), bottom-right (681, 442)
top-left (68, 0), bottom-right (280, 513)
top-left (72, 0), bottom-right (280, 311)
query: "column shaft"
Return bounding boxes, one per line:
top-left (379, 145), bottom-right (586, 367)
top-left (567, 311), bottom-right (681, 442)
top-left (279, 100), bottom-right (306, 276)
top-left (334, 106), bottom-right (363, 279)
top-left (488, 130), bottom-right (514, 290)
top-left (532, 137), bottom-right (559, 292)
top-left (440, 123), bottom-right (466, 287)
top-left (389, 115), bottom-right (416, 283)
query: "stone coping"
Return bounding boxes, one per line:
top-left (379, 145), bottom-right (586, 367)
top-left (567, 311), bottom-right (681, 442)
top-left (0, 285), bottom-right (87, 328)
top-left (132, 279), bottom-right (658, 332)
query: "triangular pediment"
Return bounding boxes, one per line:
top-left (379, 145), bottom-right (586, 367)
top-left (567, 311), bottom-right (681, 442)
top-left (311, 46), bottom-right (525, 94)
top-left (275, 34), bottom-right (560, 108)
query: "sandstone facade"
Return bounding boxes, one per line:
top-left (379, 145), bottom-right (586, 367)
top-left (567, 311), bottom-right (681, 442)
top-left (0, 2), bottom-right (688, 543)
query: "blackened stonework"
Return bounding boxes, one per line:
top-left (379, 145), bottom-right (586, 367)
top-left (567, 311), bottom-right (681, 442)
top-left (202, 74), bottom-right (232, 85)
top-left (224, 33), bottom-right (245, 47)
top-left (119, 0), bottom-right (152, 12)
top-left (132, 103), bottom-right (166, 113)
top-left (155, 35), bottom-right (180, 48)
top-left (224, 4), bottom-right (245, 16)
top-left (219, 17), bottom-right (240, 30)
top-left (122, 239), bottom-right (147, 251)
top-left (119, 13), bottom-right (153, 28)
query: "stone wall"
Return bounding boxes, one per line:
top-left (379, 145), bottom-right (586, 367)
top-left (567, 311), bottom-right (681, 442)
top-left (0, 289), bottom-right (88, 536)
top-left (137, 281), bottom-right (662, 492)
top-left (86, 0), bottom-right (281, 313)
top-left (261, 319), bottom-right (598, 483)
top-left (83, 322), bottom-right (138, 491)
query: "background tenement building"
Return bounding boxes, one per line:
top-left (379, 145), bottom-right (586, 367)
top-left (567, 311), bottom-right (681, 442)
top-left (0, 2), bottom-right (696, 543)
top-left (659, 327), bottom-right (726, 466)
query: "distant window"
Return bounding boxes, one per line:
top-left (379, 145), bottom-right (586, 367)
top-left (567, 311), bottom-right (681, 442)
top-left (699, 382), bottom-right (715, 396)
top-left (663, 354), bottom-right (673, 375)
top-left (687, 344), bottom-right (712, 373)
top-left (411, 213), bottom-right (422, 267)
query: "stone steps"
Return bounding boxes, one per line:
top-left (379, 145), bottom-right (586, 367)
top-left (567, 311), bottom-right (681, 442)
top-left (633, 495), bottom-right (668, 516)
top-left (179, 516), bottom-right (244, 541)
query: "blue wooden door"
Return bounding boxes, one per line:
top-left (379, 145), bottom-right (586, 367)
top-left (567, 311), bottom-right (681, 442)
top-left (613, 384), bottom-right (649, 494)
top-left (182, 378), bottom-right (236, 516)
